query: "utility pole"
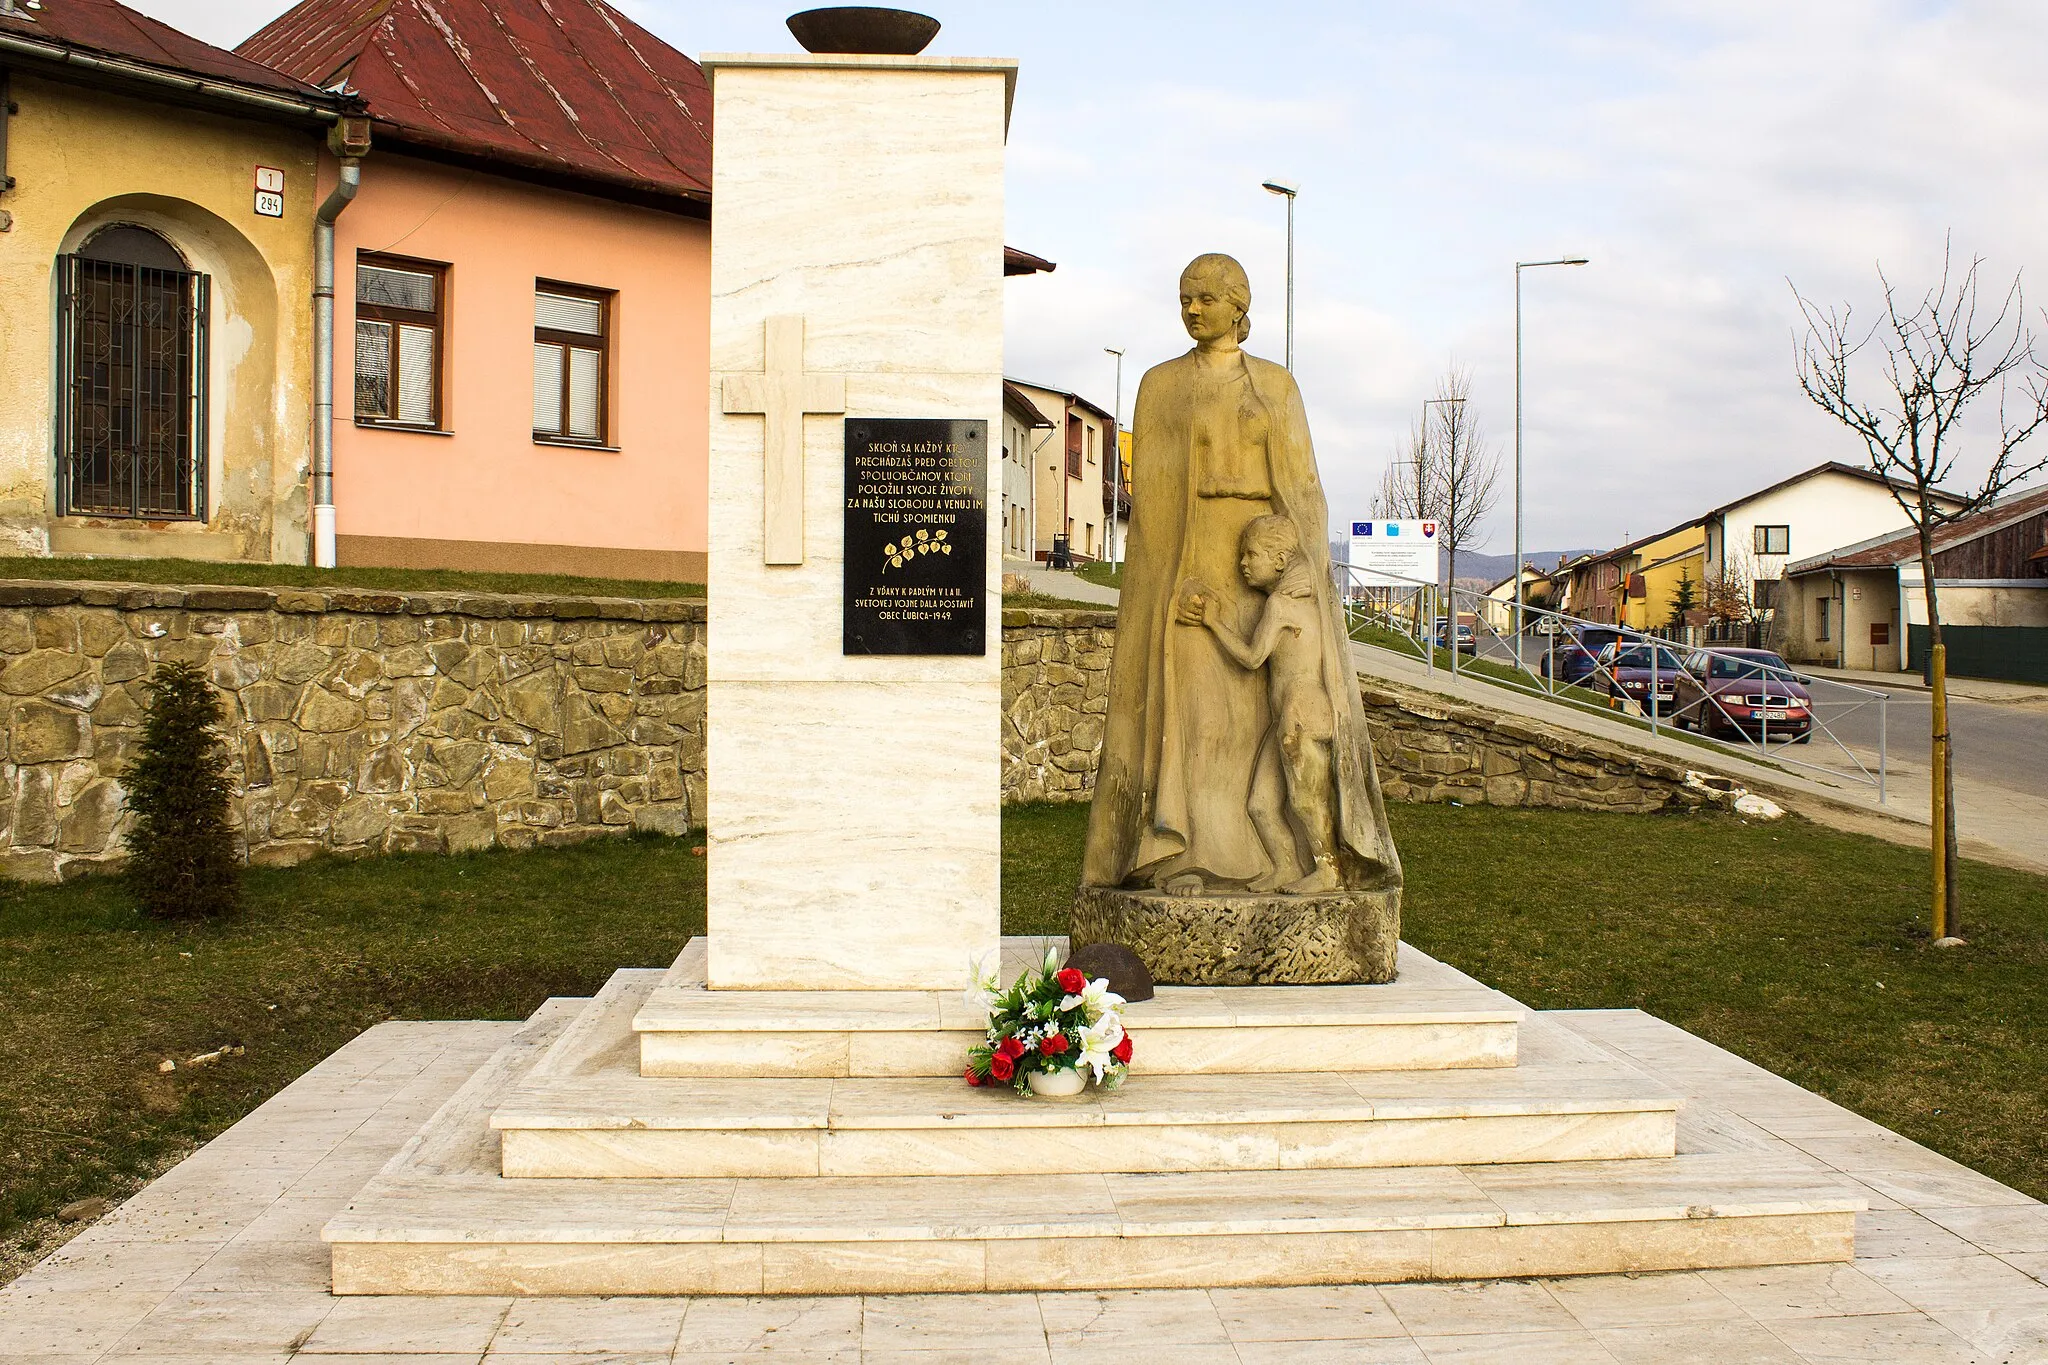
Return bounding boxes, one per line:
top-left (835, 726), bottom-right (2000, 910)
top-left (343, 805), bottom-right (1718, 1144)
top-left (1421, 394), bottom-right (1464, 607)
top-left (1513, 255), bottom-right (1589, 663)
top-left (1104, 347), bottom-right (1125, 569)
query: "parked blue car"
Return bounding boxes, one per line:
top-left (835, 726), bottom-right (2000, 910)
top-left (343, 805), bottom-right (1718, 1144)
top-left (1537, 625), bottom-right (1623, 686)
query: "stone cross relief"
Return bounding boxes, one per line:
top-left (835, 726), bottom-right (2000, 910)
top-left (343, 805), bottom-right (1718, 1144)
top-left (722, 315), bottom-right (847, 565)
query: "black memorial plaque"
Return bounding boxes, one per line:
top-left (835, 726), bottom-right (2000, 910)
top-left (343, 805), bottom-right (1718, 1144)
top-left (843, 418), bottom-right (987, 655)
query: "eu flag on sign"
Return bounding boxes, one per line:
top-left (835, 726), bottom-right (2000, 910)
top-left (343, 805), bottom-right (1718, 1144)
top-left (1352, 522), bottom-right (1371, 536)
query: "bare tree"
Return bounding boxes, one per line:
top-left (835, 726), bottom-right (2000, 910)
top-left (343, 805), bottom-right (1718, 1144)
top-left (1373, 420), bottom-right (1436, 522)
top-left (1793, 240), bottom-right (2048, 942)
top-left (1368, 421), bottom-right (1439, 632)
top-left (1705, 547), bottom-right (1775, 647)
top-left (1422, 369), bottom-right (1502, 613)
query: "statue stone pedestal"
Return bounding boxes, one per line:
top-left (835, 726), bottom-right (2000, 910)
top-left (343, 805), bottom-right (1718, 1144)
top-left (1071, 884), bottom-right (1399, 985)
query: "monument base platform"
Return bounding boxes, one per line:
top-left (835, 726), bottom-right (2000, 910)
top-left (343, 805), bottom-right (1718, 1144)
top-left (634, 938), bottom-right (1518, 1077)
top-left (1071, 885), bottom-right (1400, 984)
top-left (492, 967), bottom-right (1677, 1179)
top-left (321, 941), bottom-right (1864, 1295)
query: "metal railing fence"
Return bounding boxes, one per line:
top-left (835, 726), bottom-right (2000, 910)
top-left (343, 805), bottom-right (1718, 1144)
top-left (1335, 565), bottom-right (1889, 800)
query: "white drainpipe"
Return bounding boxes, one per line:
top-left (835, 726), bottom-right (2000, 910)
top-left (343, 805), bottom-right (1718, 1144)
top-left (312, 155), bottom-right (362, 568)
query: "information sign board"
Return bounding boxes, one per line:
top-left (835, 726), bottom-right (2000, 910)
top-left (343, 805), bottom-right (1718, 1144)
top-left (1346, 519), bottom-right (1438, 587)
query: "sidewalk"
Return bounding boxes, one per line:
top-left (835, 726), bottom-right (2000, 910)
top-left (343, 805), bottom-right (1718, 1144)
top-left (1349, 641), bottom-right (2048, 876)
top-left (1001, 557), bottom-right (1121, 607)
top-left (1801, 662), bottom-right (2048, 707)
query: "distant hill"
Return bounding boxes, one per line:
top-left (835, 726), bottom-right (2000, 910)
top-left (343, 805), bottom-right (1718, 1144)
top-left (1330, 544), bottom-right (1601, 586)
top-left (1442, 548), bottom-right (1601, 585)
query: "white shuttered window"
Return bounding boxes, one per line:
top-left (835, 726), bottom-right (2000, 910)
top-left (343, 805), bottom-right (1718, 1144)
top-left (354, 257), bottom-right (443, 427)
top-left (533, 284), bottom-right (609, 444)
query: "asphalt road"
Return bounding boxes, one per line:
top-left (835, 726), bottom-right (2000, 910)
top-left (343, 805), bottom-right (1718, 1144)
top-left (1811, 682), bottom-right (2048, 802)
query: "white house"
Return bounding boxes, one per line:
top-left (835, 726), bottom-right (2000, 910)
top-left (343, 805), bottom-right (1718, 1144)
top-left (1779, 485), bottom-right (2048, 678)
top-left (1700, 462), bottom-right (1966, 621)
top-left (1478, 564), bottom-right (1558, 632)
top-left (1000, 383), bottom-right (1055, 563)
top-left (1007, 378), bottom-right (1118, 564)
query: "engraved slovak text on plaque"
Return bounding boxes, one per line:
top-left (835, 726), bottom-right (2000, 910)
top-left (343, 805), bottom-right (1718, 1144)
top-left (843, 418), bottom-right (987, 655)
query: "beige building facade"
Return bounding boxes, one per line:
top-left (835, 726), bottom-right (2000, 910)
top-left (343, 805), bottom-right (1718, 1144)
top-left (1007, 378), bottom-right (1116, 563)
top-left (0, 14), bottom-right (351, 565)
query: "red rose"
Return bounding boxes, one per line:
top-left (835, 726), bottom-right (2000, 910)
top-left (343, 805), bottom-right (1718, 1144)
top-left (964, 1066), bottom-right (983, 1086)
top-left (1056, 967), bottom-right (1087, 993)
top-left (996, 1036), bottom-right (1027, 1060)
top-left (989, 1053), bottom-right (1015, 1081)
top-left (1111, 1035), bottom-right (1133, 1063)
top-left (1040, 1033), bottom-right (1069, 1056)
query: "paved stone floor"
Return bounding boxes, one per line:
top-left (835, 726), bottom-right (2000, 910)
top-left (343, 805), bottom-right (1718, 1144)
top-left (4, 1012), bottom-right (2044, 1364)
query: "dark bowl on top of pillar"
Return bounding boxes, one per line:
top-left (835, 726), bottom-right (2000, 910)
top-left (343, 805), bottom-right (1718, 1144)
top-left (786, 7), bottom-right (941, 55)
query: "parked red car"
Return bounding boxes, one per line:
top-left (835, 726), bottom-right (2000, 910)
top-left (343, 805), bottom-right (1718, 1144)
top-left (1594, 642), bottom-right (1689, 716)
top-left (1672, 648), bottom-right (1814, 743)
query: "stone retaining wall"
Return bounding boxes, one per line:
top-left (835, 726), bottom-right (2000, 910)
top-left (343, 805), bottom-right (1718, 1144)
top-left (0, 581), bottom-right (703, 881)
top-left (1356, 684), bottom-right (1707, 813)
top-left (1000, 610), bottom-right (1711, 814)
top-left (1000, 608), bottom-right (1117, 804)
top-left (0, 594), bottom-right (1707, 882)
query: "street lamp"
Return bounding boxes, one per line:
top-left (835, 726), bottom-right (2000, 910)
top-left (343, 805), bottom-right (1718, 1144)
top-left (1400, 395), bottom-right (1469, 662)
top-left (1419, 393), bottom-right (1464, 607)
top-left (1419, 395), bottom-right (1465, 465)
top-left (1262, 178), bottom-right (1298, 370)
top-left (1513, 255), bottom-right (1589, 660)
top-left (1104, 346), bottom-right (1125, 569)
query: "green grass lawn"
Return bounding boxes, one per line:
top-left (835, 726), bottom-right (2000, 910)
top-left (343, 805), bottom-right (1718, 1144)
top-left (1073, 560), bottom-right (1124, 590)
top-left (0, 833), bottom-right (708, 1278)
top-left (0, 556), bottom-right (703, 600)
top-left (1002, 592), bottom-right (1112, 611)
top-left (1003, 801), bottom-right (2048, 1201)
top-left (4, 803), bottom-right (2044, 1282)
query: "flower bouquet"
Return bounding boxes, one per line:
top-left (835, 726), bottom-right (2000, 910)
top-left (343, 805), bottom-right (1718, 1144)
top-left (963, 947), bottom-right (1131, 1096)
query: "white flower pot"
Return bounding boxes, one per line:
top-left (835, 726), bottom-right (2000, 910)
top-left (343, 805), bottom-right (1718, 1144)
top-left (1025, 1067), bottom-right (1086, 1098)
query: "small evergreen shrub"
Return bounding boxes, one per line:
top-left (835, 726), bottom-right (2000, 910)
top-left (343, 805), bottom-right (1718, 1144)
top-left (125, 660), bottom-right (241, 921)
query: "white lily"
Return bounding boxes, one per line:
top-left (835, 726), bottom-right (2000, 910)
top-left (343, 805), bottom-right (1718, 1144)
top-left (1076, 1014), bottom-right (1124, 1081)
top-left (963, 950), bottom-right (1000, 1018)
top-left (1060, 977), bottom-right (1126, 1025)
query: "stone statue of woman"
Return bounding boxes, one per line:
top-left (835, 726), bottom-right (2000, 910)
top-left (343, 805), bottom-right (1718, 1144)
top-left (1073, 253), bottom-right (1402, 984)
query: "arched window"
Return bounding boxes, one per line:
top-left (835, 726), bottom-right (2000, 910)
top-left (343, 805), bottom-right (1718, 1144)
top-left (56, 224), bottom-right (209, 519)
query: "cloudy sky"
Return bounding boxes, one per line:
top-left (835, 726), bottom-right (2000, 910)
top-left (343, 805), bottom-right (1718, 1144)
top-left (139, 0), bottom-right (2048, 555)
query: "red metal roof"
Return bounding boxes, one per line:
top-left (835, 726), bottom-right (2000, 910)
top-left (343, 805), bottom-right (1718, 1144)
top-left (0, 0), bottom-right (336, 103)
top-left (238, 0), bottom-right (712, 207)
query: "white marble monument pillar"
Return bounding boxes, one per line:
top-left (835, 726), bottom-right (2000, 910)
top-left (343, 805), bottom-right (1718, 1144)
top-left (702, 53), bottom-right (1015, 989)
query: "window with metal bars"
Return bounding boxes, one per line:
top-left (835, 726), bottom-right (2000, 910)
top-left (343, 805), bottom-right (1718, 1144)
top-left (354, 255), bottom-right (444, 428)
top-left (532, 283), bottom-right (610, 445)
top-left (56, 230), bottom-right (209, 520)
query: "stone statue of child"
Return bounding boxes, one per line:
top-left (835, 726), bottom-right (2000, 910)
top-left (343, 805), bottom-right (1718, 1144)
top-left (1175, 515), bottom-right (1341, 895)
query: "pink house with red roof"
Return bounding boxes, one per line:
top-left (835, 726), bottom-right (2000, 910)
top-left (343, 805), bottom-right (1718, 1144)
top-left (240, 0), bottom-right (714, 582)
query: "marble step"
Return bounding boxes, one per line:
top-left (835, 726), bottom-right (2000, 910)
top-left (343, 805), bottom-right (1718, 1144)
top-left (492, 971), bottom-right (1678, 1179)
top-left (633, 938), bottom-right (1522, 1077)
top-left (324, 1006), bottom-right (1862, 1296)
